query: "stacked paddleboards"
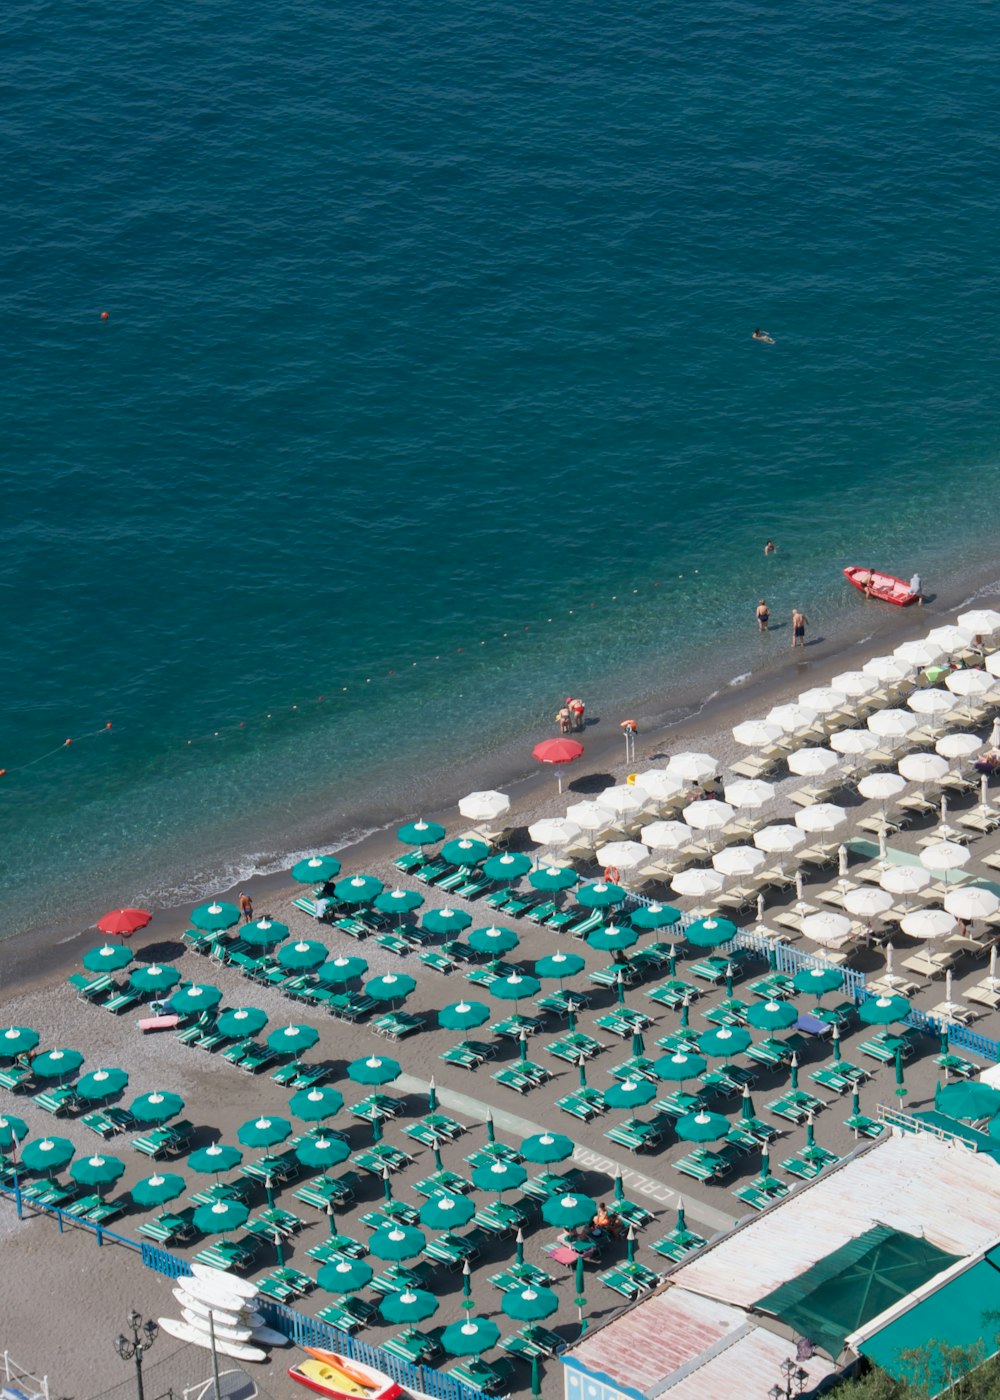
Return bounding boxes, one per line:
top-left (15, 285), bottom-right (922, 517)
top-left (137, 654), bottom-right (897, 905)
top-left (159, 1262), bottom-right (289, 1363)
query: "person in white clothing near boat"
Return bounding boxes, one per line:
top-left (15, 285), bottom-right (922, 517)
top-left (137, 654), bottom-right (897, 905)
top-left (909, 572), bottom-right (923, 604)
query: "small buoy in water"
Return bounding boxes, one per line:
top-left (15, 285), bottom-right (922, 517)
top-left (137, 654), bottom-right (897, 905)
top-left (100, 311), bottom-right (109, 321)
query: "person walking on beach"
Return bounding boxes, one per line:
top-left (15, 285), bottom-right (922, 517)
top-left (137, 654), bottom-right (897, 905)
top-left (239, 891), bottom-right (253, 923)
top-left (791, 608), bottom-right (808, 649)
top-left (756, 599), bottom-right (770, 632)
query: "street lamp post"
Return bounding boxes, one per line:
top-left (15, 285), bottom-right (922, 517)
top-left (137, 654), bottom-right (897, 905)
top-left (114, 1310), bottom-right (158, 1400)
top-left (768, 1357), bottom-right (810, 1400)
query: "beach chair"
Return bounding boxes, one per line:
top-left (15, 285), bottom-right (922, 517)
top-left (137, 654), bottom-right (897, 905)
top-left (492, 1061), bottom-right (549, 1094)
top-left (33, 1086), bottom-right (78, 1116)
top-left (605, 1117), bottom-right (665, 1153)
top-left (294, 1168), bottom-right (362, 1212)
top-left (67, 972), bottom-right (115, 1003)
top-left (194, 1238), bottom-right (260, 1272)
top-left (734, 1179), bottom-right (789, 1212)
top-left (571, 910), bottom-right (605, 940)
top-left (74, 1194), bottom-right (127, 1227)
top-left (547, 1031), bottom-right (603, 1063)
top-left (520, 1168), bottom-right (586, 1203)
top-left (413, 1167), bottom-right (472, 1198)
top-left (556, 1089), bottom-right (606, 1121)
top-left (350, 1093), bottom-right (407, 1123)
top-left (599, 1260), bottom-right (659, 1299)
top-left (329, 991), bottom-right (378, 1022)
top-left (236, 1043), bottom-right (279, 1075)
top-left (256, 1265), bottom-right (314, 1302)
top-left (673, 1150), bottom-right (732, 1183)
top-left (418, 949), bottom-right (455, 975)
top-left (650, 1226), bottom-right (707, 1262)
top-left (405, 1113), bottom-right (464, 1146)
top-left (439, 1041), bottom-right (491, 1071)
top-left (103, 987), bottom-right (144, 1016)
top-left (447, 1358), bottom-right (516, 1396)
top-left (383, 1329), bottom-right (443, 1365)
top-left (594, 1008), bottom-right (651, 1039)
top-left (781, 1154), bottom-right (827, 1182)
top-left (307, 1234), bottom-right (368, 1264)
top-left (655, 1088), bottom-right (713, 1119)
top-left (372, 1010), bottom-right (426, 1039)
top-left (139, 1208), bottom-right (197, 1245)
top-left (369, 1262), bottom-right (437, 1297)
top-left (844, 1106), bottom-right (885, 1139)
top-left (423, 1231), bottom-right (479, 1268)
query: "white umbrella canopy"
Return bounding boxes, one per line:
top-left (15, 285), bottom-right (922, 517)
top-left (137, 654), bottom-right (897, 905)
top-left (906, 689), bottom-right (960, 718)
top-left (458, 790), bottom-right (511, 822)
top-left (754, 824), bottom-right (807, 855)
top-left (843, 887), bottom-right (894, 919)
top-left (936, 733), bottom-right (983, 760)
top-left (830, 729), bottom-right (881, 757)
top-left (683, 799), bottom-right (735, 831)
top-left (957, 608), bottom-right (1000, 636)
top-left (867, 709), bottom-right (920, 740)
top-left (858, 773), bottom-right (906, 802)
top-left (595, 786), bottom-right (647, 818)
top-left (767, 703), bottom-right (820, 734)
top-left (944, 669), bottom-right (995, 698)
top-left (667, 752), bottom-right (719, 783)
top-left (565, 800), bottom-right (614, 832)
top-left (528, 817), bottom-right (583, 848)
top-left (596, 840), bottom-right (649, 871)
top-left (925, 624), bottom-right (976, 653)
top-left (986, 653), bottom-right (1000, 680)
top-left (879, 865), bottom-right (931, 896)
top-left (830, 670), bottom-right (880, 699)
top-left (723, 778), bottom-right (776, 809)
top-left (798, 687), bottom-right (849, 715)
top-left (732, 720), bottom-right (783, 749)
top-left (801, 911), bottom-right (853, 947)
top-left (631, 770), bottom-right (685, 802)
top-left (894, 639), bottom-right (947, 669)
top-left (920, 841), bottom-right (971, 874)
top-left (898, 753), bottom-right (949, 784)
top-left (671, 867), bottom-right (725, 899)
top-left (900, 908), bottom-right (958, 941)
top-left (712, 846), bottom-right (766, 878)
top-left (944, 886), bottom-right (1000, 921)
top-left (640, 820), bottom-right (693, 851)
top-left (862, 655), bottom-right (913, 684)
top-left (794, 803), bottom-right (848, 833)
top-left (787, 747), bottom-right (841, 778)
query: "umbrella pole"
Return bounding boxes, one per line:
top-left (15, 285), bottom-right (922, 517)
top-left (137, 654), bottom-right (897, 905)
top-left (209, 1311), bottom-right (222, 1400)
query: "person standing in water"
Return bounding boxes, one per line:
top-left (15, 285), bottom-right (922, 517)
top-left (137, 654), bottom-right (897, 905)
top-left (756, 599), bottom-right (770, 632)
top-left (791, 608), bottom-right (808, 648)
top-left (764, 540), bottom-right (776, 554)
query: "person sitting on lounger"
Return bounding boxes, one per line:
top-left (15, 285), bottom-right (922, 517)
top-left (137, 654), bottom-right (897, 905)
top-left (592, 1202), bottom-right (621, 1240)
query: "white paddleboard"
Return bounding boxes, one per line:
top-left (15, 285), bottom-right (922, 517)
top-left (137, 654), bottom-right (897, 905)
top-left (178, 1276), bottom-right (257, 1316)
top-left (177, 1309), bottom-right (289, 1350)
top-left (158, 1317), bottom-right (267, 1363)
top-left (173, 1287), bottom-right (262, 1327)
top-left (189, 1262), bottom-right (259, 1300)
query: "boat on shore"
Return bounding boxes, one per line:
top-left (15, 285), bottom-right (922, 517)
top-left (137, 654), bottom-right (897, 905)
top-left (289, 1348), bottom-right (402, 1400)
top-left (843, 566), bottom-right (918, 606)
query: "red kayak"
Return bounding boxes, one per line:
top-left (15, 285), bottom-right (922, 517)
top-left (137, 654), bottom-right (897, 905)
top-left (843, 567), bottom-right (918, 607)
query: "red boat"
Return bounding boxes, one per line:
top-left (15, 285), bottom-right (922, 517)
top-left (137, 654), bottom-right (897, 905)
top-left (843, 567), bottom-right (918, 607)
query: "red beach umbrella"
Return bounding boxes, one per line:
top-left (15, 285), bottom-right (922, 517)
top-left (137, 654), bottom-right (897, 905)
top-left (97, 908), bottom-right (152, 938)
top-left (532, 738), bottom-right (584, 793)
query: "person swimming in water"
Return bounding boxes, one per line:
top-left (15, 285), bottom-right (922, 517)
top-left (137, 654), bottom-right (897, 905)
top-left (752, 328), bottom-right (774, 343)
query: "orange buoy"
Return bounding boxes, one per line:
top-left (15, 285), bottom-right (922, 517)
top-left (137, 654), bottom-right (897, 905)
top-left (100, 311), bottom-right (109, 321)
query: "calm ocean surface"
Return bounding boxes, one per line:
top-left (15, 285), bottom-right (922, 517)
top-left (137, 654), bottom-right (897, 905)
top-left (3, 0), bottom-right (999, 937)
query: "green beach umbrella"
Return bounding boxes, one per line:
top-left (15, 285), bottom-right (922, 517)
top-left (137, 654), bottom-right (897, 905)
top-left (483, 852), bottom-right (532, 882)
top-left (131, 1172), bottom-right (186, 1208)
top-left (367, 973), bottom-right (417, 1003)
top-left (684, 917), bottom-right (737, 948)
top-left (75, 1067), bottom-right (129, 1102)
top-left (348, 1053), bottom-right (402, 1085)
top-left (604, 1077), bottom-right (656, 1110)
top-left (188, 1142), bottom-right (243, 1175)
top-left (988, 1115), bottom-right (1000, 1141)
top-left (894, 1048), bottom-right (907, 1100)
top-left (318, 1257), bottom-right (374, 1294)
top-left (831, 1025), bottom-right (843, 1063)
top-left (420, 1191), bottom-right (476, 1230)
top-left (468, 924), bottom-right (519, 956)
top-left (520, 1131), bottom-right (573, 1164)
top-left (32, 1048), bottom-right (84, 1081)
top-left (369, 1223), bottom-right (426, 1262)
top-left (398, 820), bottom-right (446, 847)
top-left (472, 1160), bottom-right (527, 1195)
top-left (542, 1192), bottom-right (597, 1230)
top-left (421, 906), bottom-right (472, 936)
top-left (277, 939), bottom-right (328, 972)
top-left (490, 972), bottom-right (541, 1004)
top-left (0, 1026), bottom-right (39, 1058)
top-left (217, 1006), bottom-right (269, 1038)
top-left (316, 955), bottom-right (369, 986)
top-left (438, 1000), bottom-right (491, 1032)
top-left (334, 874), bottom-right (384, 904)
top-left (238, 1114), bottom-right (292, 1148)
top-left (21, 1136), bottom-right (75, 1174)
top-left (935, 1081), bottom-right (1000, 1121)
top-left (858, 994), bottom-right (911, 1026)
top-left (290, 1086), bottom-right (344, 1121)
top-left (746, 999), bottom-right (799, 1032)
top-left (191, 901), bottom-right (240, 932)
top-left (441, 1318), bottom-right (500, 1358)
top-left (441, 837), bottom-right (490, 866)
top-left (130, 1091), bottom-right (184, 1124)
top-left (194, 1198), bottom-right (250, 1235)
top-left (82, 943), bottom-right (133, 973)
top-left (375, 887), bottom-right (424, 915)
top-left (676, 1110), bottom-right (731, 1144)
top-left (792, 966), bottom-right (843, 998)
top-left (534, 951), bottom-right (585, 981)
top-left (292, 855), bottom-right (341, 884)
top-left (170, 983), bottom-right (223, 1016)
top-left (631, 901), bottom-right (681, 931)
top-left (789, 1055), bottom-right (801, 1090)
top-left (577, 880), bottom-right (626, 909)
top-left (655, 1050), bottom-right (707, 1082)
top-left (529, 865), bottom-right (578, 893)
top-left (381, 1288), bottom-right (439, 1326)
top-left (71, 1152), bottom-right (126, 1189)
top-left (241, 918), bottom-right (290, 948)
top-left (588, 923), bottom-right (638, 953)
top-left (267, 1024), bottom-right (320, 1056)
top-left (296, 1134), bottom-right (350, 1170)
top-left (698, 1026), bottom-right (751, 1060)
top-left (503, 1283), bottom-right (558, 1323)
top-left (129, 964), bottom-right (181, 995)
top-left (740, 1085), bottom-right (759, 1121)
top-left (0, 1114), bottom-right (28, 1151)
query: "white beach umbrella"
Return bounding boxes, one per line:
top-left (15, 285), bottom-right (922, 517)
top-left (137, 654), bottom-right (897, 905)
top-left (925, 624), bottom-right (976, 654)
top-left (858, 772), bottom-right (906, 802)
top-left (683, 799), bottom-right (735, 831)
top-left (867, 709), bottom-right (919, 740)
top-left (794, 803), bottom-right (847, 834)
top-left (957, 608), bottom-right (1000, 636)
top-left (596, 840), bottom-right (649, 872)
top-left (830, 670), bottom-right (880, 699)
top-left (631, 770), bottom-right (685, 802)
top-left (863, 655), bottom-right (913, 685)
top-left (459, 790), bottom-right (511, 822)
top-left (565, 801), bottom-right (613, 833)
top-left (787, 748), bottom-right (841, 778)
top-left (801, 911), bottom-right (853, 948)
top-left (920, 841), bottom-right (971, 876)
top-left (723, 778), bottom-right (776, 809)
top-left (898, 753), bottom-right (949, 785)
top-left (712, 846), bottom-right (766, 878)
top-left (754, 824), bottom-right (806, 856)
top-left (667, 752), bottom-right (719, 783)
top-left (528, 817), bottom-right (583, 848)
top-left (670, 867), bottom-right (725, 899)
top-left (936, 733), bottom-right (983, 760)
top-left (798, 687), bottom-right (849, 715)
top-left (830, 729), bottom-right (881, 757)
top-left (945, 886), bottom-right (1000, 921)
top-left (900, 908), bottom-right (957, 941)
top-left (879, 865), bottom-right (931, 897)
top-left (986, 653), bottom-right (1000, 681)
top-left (945, 669), bottom-right (995, 699)
top-left (732, 720), bottom-right (783, 749)
top-left (595, 786), bottom-right (647, 819)
top-left (640, 820), bottom-right (693, 852)
top-left (767, 703), bottom-right (820, 734)
top-left (907, 689), bottom-right (960, 719)
top-left (894, 639), bottom-right (947, 670)
top-left (843, 887), bottom-right (894, 920)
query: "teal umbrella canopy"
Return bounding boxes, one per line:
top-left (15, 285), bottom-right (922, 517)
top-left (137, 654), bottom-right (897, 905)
top-left (131, 1171), bottom-right (186, 1208)
top-left (698, 1026), bottom-right (752, 1059)
top-left (989, 1115), bottom-right (1000, 1141)
top-left (241, 918), bottom-right (290, 948)
top-left (194, 1198), bottom-right (250, 1235)
top-left (277, 939), bottom-right (328, 971)
top-left (541, 1192), bottom-right (596, 1229)
top-left (483, 852), bottom-right (532, 882)
top-left (21, 1136), bottom-right (75, 1173)
top-left (419, 1192), bottom-right (476, 1230)
top-left (746, 999), bottom-right (799, 1032)
top-left (577, 880), bottom-right (626, 909)
top-left (191, 901), bottom-right (240, 932)
top-left (529, 865), bottom-right (578, 892)
top-left (296, 1134), bottom-right (351, 1170)
top-left (188, 1143), bottom-right (243, 1175)
top-left (217, 1006), bottom-right (269, 1038)
top-left (520, 1131), bottom-right (574, 1164)
top-left (369, 1223), bottom-right (426, 1261)
top-left (0, 1026), bottom-right (39, 1058)
top-left (130, 1091), bottom-right (185, 1124)
top-left (935, 1081), bottom-right (1000, 1122)
top-left (82, 943), bottom-right (133, 973)
top-left (290, 1086), bottom-right (344, 1122)
top-left (267, 1024), bottom-right (320, 1056)
top-left (318, 1257), bottom-right (374, 1294)
top-left (129, 964), bottom-right (181, 995)
top-left (398, 820), bottom-right (446, 847)
top-left (472, 1160), bottom-right (528, 1194)
top-left (684, 917), bottom-right (737, 948)
top-left (348, 1054), bottom-right (402, 1085)
top-left (490, 973), bottom-right (542, 1002)
top-left (0, 1114), bottom-right (28, 1151)
top-left (502, 1284), bottom-right (559, 1322)
top-left (238, 1114), bottom-right (292, 1148)
top-left (468, 925), bottom-right (519, 956)
top-left (441, 1318), bottom-right (500, 1358)
top-left (858, 994), bottom-right (911, 1026)
top-left (792, 966), bottom-right (843, 997)
top-left (421, 907), bottom-right (472, 936)
top-left (374, 887), bottom-right (424, 915)
top-left (291, 855), bottom-right (342, 884)
top-left (655, 1050), bottom-right (708, 1082)
top-left (438, 1000), bottom-right (491, 1032)
top-left (170, 983), bottom-right (224, 1016)
top-left (32, 1049), bottom-right (84, 1080)
top-left (75, 1068), bottom-right (129, 1102)
top-left (381, 1288), bottom-right (439, 1325)
top-left (71, 1153), bottom-right (126, 1188)
top-left (441, 838), bottom-right (490, 866)
top-left (676, 1110), bottom-right (731, 1143)
top-left (316, 956), bottom-right (369, 986)
top-left (604, 1077), bottom-right (656, 1110)
top-left (587, 923), bottom-right (638, 952)
top-left (367, 973), bottom-right (416, 1002)
top-left (534, 952), bottom-right (585, 980)
top-left (630, 902), bottom-right (682, 930)
top-left (333, 874), bottom-right (384, 905)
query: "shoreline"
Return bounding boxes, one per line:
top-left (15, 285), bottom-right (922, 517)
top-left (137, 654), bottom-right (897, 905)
top-left (5, 553), bottom-right (998, 1000)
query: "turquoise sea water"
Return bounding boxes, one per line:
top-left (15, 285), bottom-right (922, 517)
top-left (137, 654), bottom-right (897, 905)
top-left (3, 0), bottom-right (1000, 937)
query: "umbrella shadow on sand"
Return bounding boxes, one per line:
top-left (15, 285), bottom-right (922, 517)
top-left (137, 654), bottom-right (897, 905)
top-left (133, 938), bottom-right (187, 965)
top-left (566, 772), bottom-right (617, 795)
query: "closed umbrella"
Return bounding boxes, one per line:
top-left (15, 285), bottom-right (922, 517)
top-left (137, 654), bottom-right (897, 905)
top-left (194, 1198), bottom-right (249, 1236)
top-left (685, 917), bottom-right (737, 948)
top-left (291, 855), bottom-right (342, 884)
top-left (21, 1136), bottom-right (75, 1174)
top-left (588, 923), bottom-right (638, 953)
top-left (0, 1027), bottom-right (39, 1058)
top-left (529, 865), bottom-right (579, 893)
top-left (675, 1110), bottom-right (730, 1143)
top-left (858, 994), bottom-right (911, 1026)
top-left (316, 956), bottom-right (368, 987)
top-left (419, 1192), bottom-right (476, 1229)
top-left (267, 1025), bottom-right (319, 1056)
top-left (82, 943), bottom-right (133, 974)
top-left (334, 874), bottom-right (384, 904)
top-left (381, 1288), bottom-right (439, 1326)
top-left (277, 940), bottom-right (328, 972)
top-left (630, 902), bottom-right (681, 930)
top-left (318, 1257), bottom-right (374, 1294)
top-left (746, 999), bottom-right (798, 1032)
top-left (188, 1143), bottom-right (243, 1175)
top-left (71, 1153), bottom-right (126, 1190)
top-left (654, 1050), bottom-right (707, 1082)
top-left (33, 1048), bottom-right (85, 1081)
top-left (0, 1114), bottom-right (29, 1151)
top-left (75, 1067), bottom-right (129, 1102)
top-left (191, 901), bottom-right (240, 932)
top-left (130, 1091), bottom-right (184, 1124)
top-left (604, 1078), bottom-right (656, 1110)
top-left (237, 1114), bottom-right (292, 1148)
top-left (397, 820), bottom-right (446, 847)
top-left (370, 1224), bottom-right (426, 1262)
top-left (131, 1172), bottom-right (185, 1208)
top-left (468, 925), bottom-right (519, 956)
top-left (296, 1135), bottom-right (350, 1171)
top-left (671, 868), bottom-right (725, 900)
top-left (667, 752), bottom-right (718, 782)
top-left (241, 918), bottom-right (290, 948)
top-left (520, 1132), bottom-right (574, 1164)
top-left (348, 1054), bottom-right (402, 1085)
top-left (541, 1192), bottom-right (597, 1229)
top-left (534, 952), bottom-right (585, 980)
top-left (577, 879), bottom-right (626, 909)
top-left (129, 964), bottom-right (181, 995)
top-left (290, 1086), bottom-right (344, 1121)
top-left (217, 1006), bottom-right (269, 1038)
top-left (441, 837), bottom-right (490, 867)
top-left (170, 983), bottom-right (224, 1016)
top-left (421, 907), bottom-right (472, 936)
top-left (472, 1160), bottom-right (528, 1195)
